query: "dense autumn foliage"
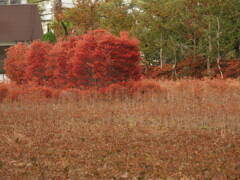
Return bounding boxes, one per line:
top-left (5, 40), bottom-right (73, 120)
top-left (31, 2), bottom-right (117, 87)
top-left (4, 29), bottom-right (141, 88)
top-left (70, 30), bottom-right (141, 88)
top-left (46, 36), bottom-right (80, 88)
top-left (4, 43), bottom-right (29, 84)
top-left (25, 41), bottom-right (52, 86)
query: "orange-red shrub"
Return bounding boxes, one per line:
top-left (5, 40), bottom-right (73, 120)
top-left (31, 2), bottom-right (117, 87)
top-left (17, 86), bottom-right (59, 101)
top-left (70, 29), bottom-right (141, 88)
top-left (99, 82), bottom-right (129, 97)
top-left (46, 36), bottom-right (80, 88)
top-left (0, 83), bottom-right (8, 102)
top-left (4, 43), bottom-right (29, 84)
top-left (128, 79), bottom-right (165, 94)
top-left (4, 30), bottom-right (141, 89)
top-left (25, 41), bottom-right (52, 86)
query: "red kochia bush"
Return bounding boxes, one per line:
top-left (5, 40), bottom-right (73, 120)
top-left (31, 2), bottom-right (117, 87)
top-left (0, 83), bottom-right (8, 102)
top-left (70, 29), bottom-right (141, 88)
top-left (25, 41), bottom-right (52, 86)
top-left (46, 36), bottom-right (80, 88)
top-left (4, 29), bottom-right (141, 89)
top-left (4, 43), bottom-right (29, 84)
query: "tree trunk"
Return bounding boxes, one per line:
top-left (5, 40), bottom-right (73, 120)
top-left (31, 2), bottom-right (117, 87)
top-left (172, 48), bottom-right (177, 80)
top-left (54, 0), bottom-right (62, 17)
top-left (216, 17), bottom-right (223, 79)
top-left (193, 32), bottom-right (196, 61)
top-left (54, 0), bottom-right (64, 37)
top-left (160, 33), bottom-right (163, 69)
top-left (207, 21), bottom-right (212, 76)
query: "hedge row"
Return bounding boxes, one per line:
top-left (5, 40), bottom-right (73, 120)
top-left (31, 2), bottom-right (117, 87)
top-left (4, 29), bottom-right (141, 89)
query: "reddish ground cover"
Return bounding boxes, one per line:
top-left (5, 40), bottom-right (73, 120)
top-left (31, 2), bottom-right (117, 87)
top-left (145, 58), bottom-right (240, 79)
top-left (0, 79), bottom-right (240, 179)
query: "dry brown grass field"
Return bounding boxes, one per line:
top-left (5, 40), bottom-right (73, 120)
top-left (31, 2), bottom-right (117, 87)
top-left (0, 79), bottom-right (240, 179)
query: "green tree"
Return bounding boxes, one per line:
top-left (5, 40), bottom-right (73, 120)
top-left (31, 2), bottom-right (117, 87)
top-left (134, 0), bottom-right (240, 67)
top-left (63, 0), bottom-right (135, 36)
top-left (46, 0), bottom-right (240, 70)
top-left (63, 0), bottom-right (102, 34)
top-left (99, 0), bottom-right (136, 35)
top-left (133, 0), bottom-right (186, 66)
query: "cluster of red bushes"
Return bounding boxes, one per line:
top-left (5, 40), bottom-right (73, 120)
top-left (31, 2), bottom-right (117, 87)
top-left (145, 57), bottom-right (240, 79)
top-left (2, 77), bottom-right (240, 103)
top-left (4, 29), bottom-right (141, 88)
top-left (0, 79), bottom-right (166, 102)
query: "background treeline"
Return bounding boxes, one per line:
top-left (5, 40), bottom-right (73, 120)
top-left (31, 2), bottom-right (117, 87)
top-left (37, 0), bottom-right (240, 71)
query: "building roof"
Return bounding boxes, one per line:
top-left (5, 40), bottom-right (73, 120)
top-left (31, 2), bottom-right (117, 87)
top-left (0, 4), bottom-right (43, 42)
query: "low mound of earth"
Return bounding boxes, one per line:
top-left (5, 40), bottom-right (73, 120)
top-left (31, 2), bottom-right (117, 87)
top-left (144, 58), bottom-right (240, 79)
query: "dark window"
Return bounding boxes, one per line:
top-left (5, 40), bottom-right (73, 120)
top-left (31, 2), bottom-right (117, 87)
top-left (0, 0), bottom-right (8, 5)
top-left (0, 46), bottom-right (9, 74)
top-left (0, 0), bottom-right (22, 5)
top-left (10, 0), bottom-right (21, 4)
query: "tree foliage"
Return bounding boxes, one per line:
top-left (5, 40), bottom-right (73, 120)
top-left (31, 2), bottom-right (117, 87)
top-left (56, 0), bottom-right (240, 68)
top-left (70, 29), bottom-right (141, 88)
top-left (4, 43), bottom-right (29, 84)
top-left (25, 41), bottom-right (52, 86)
top-left (46, 36), bottom-right (80, 88)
